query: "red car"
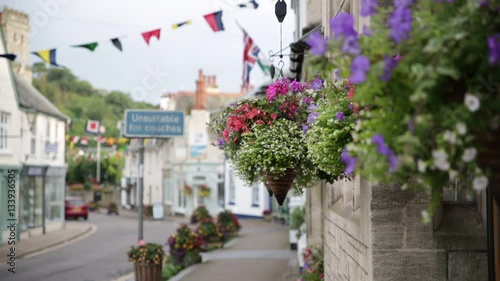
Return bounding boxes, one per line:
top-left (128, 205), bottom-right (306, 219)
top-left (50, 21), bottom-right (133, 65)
top-left (65, 197), bottom-right (89, 220)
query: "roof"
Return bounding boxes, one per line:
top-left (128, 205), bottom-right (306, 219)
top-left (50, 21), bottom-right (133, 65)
top-left (13, 73), bottom-right (70, 120)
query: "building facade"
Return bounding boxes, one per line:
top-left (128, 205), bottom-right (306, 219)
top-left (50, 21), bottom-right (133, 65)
top-left (289, 1), bottom-right (495, 280)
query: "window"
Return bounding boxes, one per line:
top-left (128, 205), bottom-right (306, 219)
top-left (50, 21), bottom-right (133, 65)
top-left (251, 183), bottom-right (259, 207)
top-left (0, 112), bottom-right (9, 151)
top-left (30, 123), bottom-right (36, 156)
top-left (228, 169), bottom-right (235, 204)
top-left (443, 178), bottom-right (475, 203)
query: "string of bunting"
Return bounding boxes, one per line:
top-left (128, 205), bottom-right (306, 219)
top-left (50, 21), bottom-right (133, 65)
top-left (31, 6), bottom-right (246, 66)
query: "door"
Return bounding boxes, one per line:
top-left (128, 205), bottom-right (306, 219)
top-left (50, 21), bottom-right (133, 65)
top-left (174, 180), bottom-right (186, 214)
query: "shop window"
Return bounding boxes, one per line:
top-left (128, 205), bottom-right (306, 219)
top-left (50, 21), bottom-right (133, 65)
top-left (251, 183), bottom-right (259, 207)
top-left (0, 112), bottom-right (9, 151)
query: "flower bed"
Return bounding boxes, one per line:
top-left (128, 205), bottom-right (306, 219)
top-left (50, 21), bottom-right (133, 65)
top-left (195, 218), bottom-right (224, 251)
top-left (190, 205), bottom-right (212, 224)
top-left (216, 210), bottom-right (241, 240)
top-left (166, 224), bottom-right (204, 267)
top-left (300, 247), bottom-right (324, 281)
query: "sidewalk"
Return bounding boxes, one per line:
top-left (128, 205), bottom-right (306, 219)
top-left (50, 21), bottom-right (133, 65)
top-left (115, 219), bottom-right (300, 281)
top-left (0, 221), bottom-right (94, 263)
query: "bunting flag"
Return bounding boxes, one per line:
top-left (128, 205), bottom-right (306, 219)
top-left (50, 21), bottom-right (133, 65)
top-left (85, 120), bottom-right (101, 135)
top-left (0, 53), bottom-right (17, 61)
top-left (238, 0), bottom-right (259, 9)
top-left (32, 49), bottom-right (59, 66)
top-left (203, 11), bottom-right (225, 32)
top-left (73, 42), bottom-right (99, 52)
top-left (172, 20), bottom-right (192, 29)
top-left (257, 57), bottom-right (271, 76)
top-left (111, 38), bottom-right (123, 51)
top-left (241, 27), bottom-right (260, 88)
top-left (142, 28), bottom-right (161, 45)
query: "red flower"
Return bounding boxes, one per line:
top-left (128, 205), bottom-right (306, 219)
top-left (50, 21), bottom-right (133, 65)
top-left (270, 113), bottom-right (278, 119)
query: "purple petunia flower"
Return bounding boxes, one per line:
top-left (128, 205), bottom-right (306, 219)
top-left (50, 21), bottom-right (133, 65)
top-left (380, 55), bottom-right (398, 81)
top-left (334, 69), bottom-right (342, 80)
top-left (342, 35), bottom-right (360, 55)
top-left (306, 31), bottom-right (329, 56)
top-left (350, 55), bottom-right (371, 84)
top-left (303, 96), bottom-right (313, 104)
top-left (217, 138), bottom-right (225, 148)
top-left (488, 34), bottom-right (500, 65)
top-left (372, 134), bottom-right (399, 172)
top-left (394, 54), bottom-right (402, 61)
top-left (336, 111), bottom-right (345, 121)
top-left (341, 148), bottom-right (357, 175)
top-left (330, 12), bottom-right (357, 39)
top-left (307, 111), bottom-right (319, 123)
top-left (311, 78), bottom-right (324, 90)
top-left (389, 6), bottom-right (413, 44)
top-left (302, 123), bottom-right (309, 134)
top-left (290, 79), bottom-right (303, 92)
top-left (348, 103), bottom-right (354, 110)
top-left (361, 0), bottom-right (378, 17)
top-left (266, 84), bottom-right (278, 101)
top-left (307, 103), bottom-right (318, 111)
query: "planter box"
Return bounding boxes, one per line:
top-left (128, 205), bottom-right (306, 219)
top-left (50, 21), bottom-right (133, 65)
top-left (134, 263), bottom-right (162, 281)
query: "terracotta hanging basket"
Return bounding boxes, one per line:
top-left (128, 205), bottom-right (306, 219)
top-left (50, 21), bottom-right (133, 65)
top-left (265, 169), bottom-right (297, 206)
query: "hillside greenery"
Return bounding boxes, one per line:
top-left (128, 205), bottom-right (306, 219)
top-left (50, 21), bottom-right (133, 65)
top-left (32, 62), bottom-right (157, 139)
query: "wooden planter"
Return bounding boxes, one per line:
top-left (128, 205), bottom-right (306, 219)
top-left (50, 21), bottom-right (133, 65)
top-left (134, 263), bottom-right (162, 281)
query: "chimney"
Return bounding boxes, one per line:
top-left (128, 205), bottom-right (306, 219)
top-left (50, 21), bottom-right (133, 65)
top-left (193, 69), bottom-right (207, 110)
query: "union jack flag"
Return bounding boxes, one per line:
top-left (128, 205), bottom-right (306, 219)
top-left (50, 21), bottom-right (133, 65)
top-left (242, 28), bottom-right (260, 90)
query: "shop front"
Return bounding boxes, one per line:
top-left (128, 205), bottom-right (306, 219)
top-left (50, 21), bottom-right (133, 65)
top-left (19, 166), bottom-right (47, 233)
top-left (0, 166), bottom-right (21, 245)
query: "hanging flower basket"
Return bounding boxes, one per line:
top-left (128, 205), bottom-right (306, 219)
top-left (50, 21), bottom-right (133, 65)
top-left (183, 185), bottom-right (192, 196)
top-left (265, 169), bottom-right (297, 206)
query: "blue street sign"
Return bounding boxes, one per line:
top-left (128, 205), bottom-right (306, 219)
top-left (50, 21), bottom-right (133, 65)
top-left (123, 110), bottom-right (184, 138)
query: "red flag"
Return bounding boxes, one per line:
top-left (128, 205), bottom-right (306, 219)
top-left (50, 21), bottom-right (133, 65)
top-left (142, 29), bottom-right (161, 45)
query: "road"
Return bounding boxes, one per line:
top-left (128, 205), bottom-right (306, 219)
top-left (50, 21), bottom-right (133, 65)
top-left (0, 213), bottom-right (179, 281)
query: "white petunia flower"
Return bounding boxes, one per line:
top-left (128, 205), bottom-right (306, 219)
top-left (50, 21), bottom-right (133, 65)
top-left (417, 160), bottom-right (426, 173)
top-left (432, 149), bottom-right (450, 171)
top-left (421, 210), bottom-right (430, 224)
top-left (449, 170), bottom-right (458, 181)
top-left (443, 130), bottom-right (457, 144)
top-left (472, 176), bottom-right (488, 192)
top-left (464, 93), bottom-right (480, 112)
top-left (456, 122), bottom-right (467, 135)
top-left (462, 147), bottom-right (477, 162)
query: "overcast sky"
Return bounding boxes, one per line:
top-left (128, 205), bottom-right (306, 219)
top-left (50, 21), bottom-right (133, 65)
top-left (0, 0), bottom-right (296, 104)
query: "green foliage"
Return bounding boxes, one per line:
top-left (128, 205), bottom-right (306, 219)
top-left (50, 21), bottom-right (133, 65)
top-left (32, 64), bottom-right (157, 139)
top-left (289, 206), bottom-right (305, 230)
top-left (66, 153), bottom-right (124, 185)
top-left (162, 262), bottom-right (184, 280)
top-left (306, 80), bottom-right (357, 181)
top-left (307, 0), bottom-right (500, 218)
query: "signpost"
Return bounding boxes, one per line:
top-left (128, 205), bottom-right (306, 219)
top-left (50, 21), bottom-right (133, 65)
top-left (123, 110), bottom-right (184, 241)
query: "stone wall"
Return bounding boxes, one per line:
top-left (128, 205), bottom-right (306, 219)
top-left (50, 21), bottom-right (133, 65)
top-left (321, 179), bottom-right (488, 281)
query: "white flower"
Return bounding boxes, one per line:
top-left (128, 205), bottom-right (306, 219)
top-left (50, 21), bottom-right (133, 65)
top-left (456, 122), bottom-right (467, 135)
top-left (464, 93), bottom-right (480, 112)
top-left (449, 170), bottom-right (458, 181)
top-left (417, 160), bottom-right (426, 173)
top-left (421, 210), bottom-right (430, 224)
top-left (472, 176), bottom-right (488, 192)
top-left (461, 147), bottom-right (477, 162)
top-left (432, 149), bottom-right (450, 171)
top-left (443, 130), bottom-right (457, 144)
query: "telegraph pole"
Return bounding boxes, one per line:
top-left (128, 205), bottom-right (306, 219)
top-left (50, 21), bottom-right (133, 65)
top-left (138, 138), bottom-right (145, 241)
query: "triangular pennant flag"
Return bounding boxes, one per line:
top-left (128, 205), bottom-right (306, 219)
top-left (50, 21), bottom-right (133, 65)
top-left (111, 38), bottom-right (123, 51)
top-left (73, 42), bottom-right (99, 51)
top-left (238, 0), bottom-right (259, 9)
top-left (32, 49), bottom-right (58, 66)
top-left (172, 20), bottom-right (192, 29)
top-left (257, 58), bottom-right (271, 76)
top-left (0, 53), bottom-right (17, 61)
top-left (203, 11), bottom-right (225, 32)
top-left (141, 29), bottom-right (161, 45)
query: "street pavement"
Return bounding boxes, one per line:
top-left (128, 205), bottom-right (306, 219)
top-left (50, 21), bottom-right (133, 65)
top-left (0, 213), bottom-right (181, 281)
top-left (115, 218), bottom-right (301, 281)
